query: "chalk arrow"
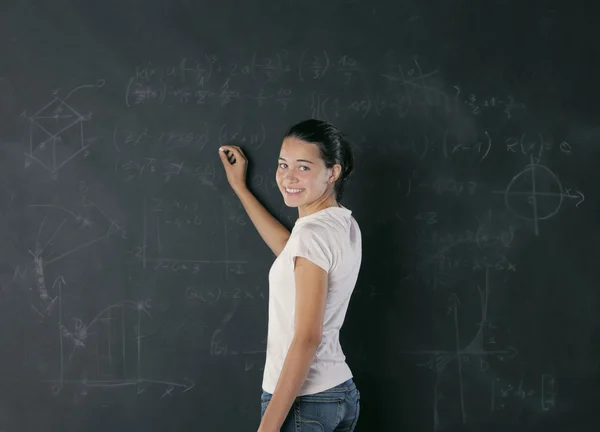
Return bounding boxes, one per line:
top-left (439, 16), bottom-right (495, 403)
top-left (447, 293), bottom-right (460, 315)
top-left (182, 379), bottom-right (195, 392)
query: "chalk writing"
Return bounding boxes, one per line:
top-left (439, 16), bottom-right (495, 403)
top-left (210, 302), bottom-right (237, 356)
top-left (505, 132), bottom-right (575, 161)
top-left (122, 53), bottom-right (473, 120)
top-left (464, 93), bottom-right (525, 118)
top-left (113, 122), bottom-right (210, 153)
top-left (219, 123), bottom-right (266, 150)
top-left (417, 218), bottom-right (517, 274)
top-left (443, 129), bottom-right (492, 162)
top-left (420, 177), bottom-right (479, 196)
top-left (380, 56), bottom-right (458, 116)
top-left (491, 377), bottom-right (535, 412)
top-left (115, 157), bottom-right (216, 185)
top-left (541, 374), bottom-right (557, 410)
top-left (186, 285), bottom-right (265, 304)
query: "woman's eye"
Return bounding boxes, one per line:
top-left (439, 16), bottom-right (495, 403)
top-left (278, 163), bottom-right (287, 169)
top-left (300, 166), bottom-right (309, 171)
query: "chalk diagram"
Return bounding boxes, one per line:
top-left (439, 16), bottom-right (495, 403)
top-left (401, 269), bottom-right (519, 431)
top-left (25, 199), bottom-right (124, 318)
top-left (24, 201), bottom-right (193, 397)
top-left (24, 80), bottom-right (105, 177)
top-left (41, 276), bottom-right (195, 398)
top-left (138, 197), bottom-right (247, 278)
top-left (493, 155), bottom-right (584, 236)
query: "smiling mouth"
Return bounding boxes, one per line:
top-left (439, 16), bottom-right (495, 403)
top-left (284, 187), bottom-right (304, 195)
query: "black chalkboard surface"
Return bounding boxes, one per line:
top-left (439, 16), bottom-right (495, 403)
top-left (0, 0), bottom-right (598, 430)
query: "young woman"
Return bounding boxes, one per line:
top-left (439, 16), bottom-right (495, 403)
top-left (218, 119), bottom-right (362, 432)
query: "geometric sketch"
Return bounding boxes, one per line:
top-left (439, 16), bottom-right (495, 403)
top-left (493, 155), bottom-right (585, 236)
top-left (27, 199), bottom-right (124, 318)
top-left (401, 269), bottom-right (519, 431)
top-left (42, 276), bottom-right (195, 398)
top-left (139, 197), bottom-right (247, 279)
top-left (24, 200), bottom-right (194, 397)
top-left (24, 80), bottom-right (105, 178)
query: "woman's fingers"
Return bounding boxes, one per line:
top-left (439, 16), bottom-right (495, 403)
top-left (219, 145), bottom-right (246, 165)
top-left (218, 147), bottom-right (233, 165)
top-left (220, 145), bottom-right (246, 159)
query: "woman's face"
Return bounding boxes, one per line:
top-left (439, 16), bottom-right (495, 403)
top-left (276, 137), bottom-right (339, 210)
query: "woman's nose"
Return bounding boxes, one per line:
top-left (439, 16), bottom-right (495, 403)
top-left (283, 171), bottom-right (297, 182)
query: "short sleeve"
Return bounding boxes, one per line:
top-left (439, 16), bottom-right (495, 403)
top-left (288, 224), bottom-right (333, 272)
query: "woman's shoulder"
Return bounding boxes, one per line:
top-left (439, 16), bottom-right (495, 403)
top-left (292, 219), bottom-right (330, 241)
top-left (293, 210), bottom-right (359, 242)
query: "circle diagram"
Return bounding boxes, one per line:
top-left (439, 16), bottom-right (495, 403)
top-left (494, 156), bottom-right (583, 235)
top-left (504, 163), bottom-right (564, 223)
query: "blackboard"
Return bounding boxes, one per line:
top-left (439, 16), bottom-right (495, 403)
top-left (0, 0), bottom-right (598, 430)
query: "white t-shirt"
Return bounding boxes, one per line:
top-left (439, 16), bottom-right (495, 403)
top-left (261, 206), bottom-right (362, 396)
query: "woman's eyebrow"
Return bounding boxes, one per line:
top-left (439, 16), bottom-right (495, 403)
top-left (278, 157), bottom-right (314, 164)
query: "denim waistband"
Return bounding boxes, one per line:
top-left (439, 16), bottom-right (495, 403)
top-left (262, 378), bottom-right (357, 397)
top-left (322, 378), bottom-right (356, 393)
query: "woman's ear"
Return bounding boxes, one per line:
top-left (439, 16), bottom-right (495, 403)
top-left (329, 164), bottom-right (342, 183)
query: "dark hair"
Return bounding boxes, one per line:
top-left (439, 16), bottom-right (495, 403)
top-left (283, 119), bottom-right (354, 201)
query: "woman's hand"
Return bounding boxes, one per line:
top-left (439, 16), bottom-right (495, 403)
top-left (218, 145), bottom-right (248, 193)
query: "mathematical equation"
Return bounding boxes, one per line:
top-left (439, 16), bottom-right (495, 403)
top-left (185, 285), bottom-right (265, 304)
top-left (124, 53), bottom-right (525, 121)
top-left (115, 157), bottom-right (216, 185)
top-left (492, 374), bottom-right (557, 412)
top-left (343, 131), bottom-right (574, 165)
top-left (464, 93), bottom-right (525, 119)
top-left (112, 124), bottom-right (577, 175)
top-left (113, 122), bottom-right (267, 153)
top-left (412, 221), bottom-right (518, 276)
top-left (129, 51), bottom-right (359, 88)
top-left (145, 260), bottom-right (247, 275)
top-left (113, 122), bottom-right (211, 152)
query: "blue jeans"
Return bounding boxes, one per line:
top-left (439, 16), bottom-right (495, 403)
top-left (260, 378), bottom-right (360, 431)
